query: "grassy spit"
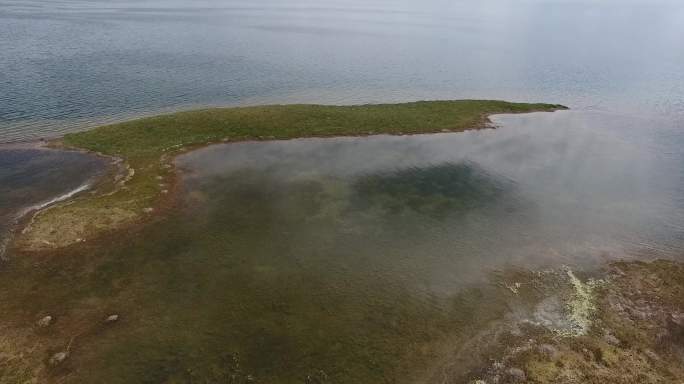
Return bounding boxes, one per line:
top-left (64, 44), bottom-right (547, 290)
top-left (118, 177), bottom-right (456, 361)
top-left (15, 101), bottom-right (565, 250)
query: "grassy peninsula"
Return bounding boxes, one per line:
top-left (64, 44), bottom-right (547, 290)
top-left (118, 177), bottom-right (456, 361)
top-left (17, 100), bottom-right (565, 250)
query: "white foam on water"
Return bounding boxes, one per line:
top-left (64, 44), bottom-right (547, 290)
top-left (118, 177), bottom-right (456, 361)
top-left (0, 182), bottom-right (92, 261)
top-left (15, 182), bottom-right (91, 219)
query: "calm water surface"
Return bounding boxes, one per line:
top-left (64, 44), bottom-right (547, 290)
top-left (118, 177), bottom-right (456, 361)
top-left (30, 109), bottom-right (681, 382)
top-left (1, 0), bottom-right (684, 141)
top-left (1, 0), bottom-right (684, 382)
top-left (176, 110), bottom-right (684, 280)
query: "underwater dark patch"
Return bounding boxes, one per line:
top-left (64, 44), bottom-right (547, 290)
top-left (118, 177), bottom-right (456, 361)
top-left (351, 162), bottom-right (514, 218)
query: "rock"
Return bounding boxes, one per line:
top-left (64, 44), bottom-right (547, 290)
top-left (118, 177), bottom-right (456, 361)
top-left (506, 367), bottom-right (526, 383)
top-left (539, 344), bottom-right (559, 360)
top-left (36, 315), bottom-right (53, 328)
top-left (505, 282), bottom-right (520, 294)
top-left (670, 312), bottom-right (684, 327)
top-left (305, 369), bottom-right (328, 384)
top-left (105, 314), bottom-right (119, 323)
top-left (143, 207), bottom-right (154, 213)
top-left (49, 351), bottom-right (68, 366)
top-left (667, 313), bottom-right (684, 344)
top-left (644, 349), bottom-right (660, 362)
top-left (603, 331), bottom-right (620, 346)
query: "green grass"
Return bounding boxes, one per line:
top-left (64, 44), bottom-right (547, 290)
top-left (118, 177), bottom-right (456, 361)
top-left (64, 101), bottom-right (564, 156)
top-left (21, 101), bottom-right (565, 249)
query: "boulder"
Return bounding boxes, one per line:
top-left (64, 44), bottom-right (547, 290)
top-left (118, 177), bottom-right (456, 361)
top-left (506, 367), bottom-right (526, 383)
top-left (603, 331), bottom-right (620, 346)
top-left (668, 313), bottom-right (684, 344)
top-left (36, 315), bottom-right (53, 328)
top-left (539, 343), bottom-right (559, 360)
top-left (49, 351), bottom-right (68, 366)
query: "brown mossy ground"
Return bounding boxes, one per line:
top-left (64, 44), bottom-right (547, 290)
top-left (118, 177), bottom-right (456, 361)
top-left (448, 260), bottom-right (684, 384)
top-left (14, 101), bottom-right (565, 251)
top-left (2, 245), bottom-right (683, 383)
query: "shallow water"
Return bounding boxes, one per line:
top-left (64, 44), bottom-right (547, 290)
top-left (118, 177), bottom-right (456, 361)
top-left (0, 146), bottom-right (105, 258)
top-left (2, 0), bottom-right (684, 142)
top-left (2, 110), bottom-right (674, 382)
top-left (2, 0), bottom-right (684, 381)
top-left (177, 110), bottom-right (684, 278)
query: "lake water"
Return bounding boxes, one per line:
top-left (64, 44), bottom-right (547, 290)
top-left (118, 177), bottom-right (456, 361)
top-left (177, 110), bottom-right (684, 272)
top-left (2, 0), bottom-right (684, 382)
top-left (1, 0), bottom-right (684, 142)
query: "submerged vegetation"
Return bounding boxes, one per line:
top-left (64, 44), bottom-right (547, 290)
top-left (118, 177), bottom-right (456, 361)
top-left (352, 162), bottom-right (512, 218)
top-left (3, 99), bottom-right (613, 384)
top-left (2, 100), bottom-right (684, 383)
top-left (16, 101), bottom-right (564, 250)
top-left (0, 156), bottom-right (522, 383)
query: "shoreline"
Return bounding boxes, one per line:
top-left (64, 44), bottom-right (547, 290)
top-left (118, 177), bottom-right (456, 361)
top-left (0, 143), bottom-right (119, 260)
top-left (1, 182), bottom-right (93, 261)
top-left (6, 100), bottom-right (567, 253)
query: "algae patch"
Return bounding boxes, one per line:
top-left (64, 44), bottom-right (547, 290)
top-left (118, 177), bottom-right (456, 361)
top-left (441, 260), bottom-right (684, 384)
top-left (561, 267), bottom-right (600, 337)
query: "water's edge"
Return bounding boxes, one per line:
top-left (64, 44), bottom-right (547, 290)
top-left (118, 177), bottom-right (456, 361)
top-left (0, 142), bottom-right (115, 259)
top-left (0, 182), bottom-right (93, 260)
